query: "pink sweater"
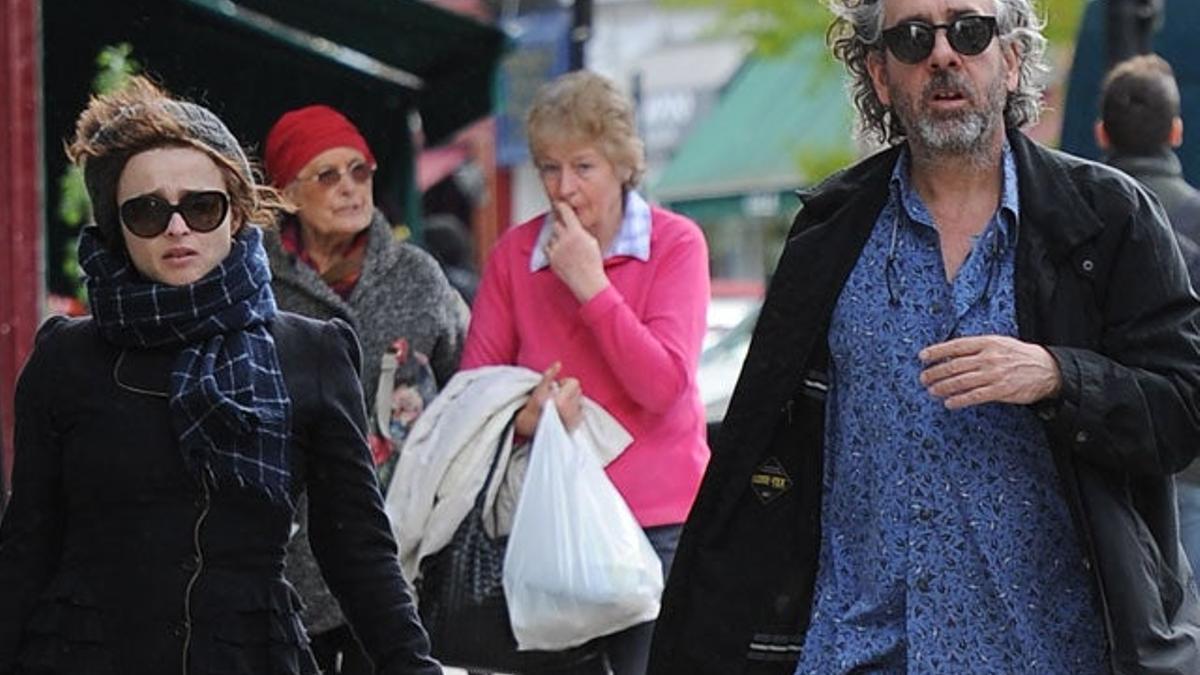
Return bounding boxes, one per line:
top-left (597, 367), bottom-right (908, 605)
top-left (462, 206), bottom-right (711, 526)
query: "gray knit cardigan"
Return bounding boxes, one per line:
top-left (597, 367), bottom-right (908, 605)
top-left (264, 209), bottom-right (468, 633)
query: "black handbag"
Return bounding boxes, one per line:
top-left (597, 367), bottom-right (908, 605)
top-left (415, 419), bottom-right (600, 672)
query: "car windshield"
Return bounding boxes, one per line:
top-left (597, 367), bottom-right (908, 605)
top-left (701, 305), bottom-right (759, 365)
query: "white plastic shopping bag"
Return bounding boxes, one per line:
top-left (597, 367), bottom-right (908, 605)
top-left (502, 403), bottom-right (664, 651)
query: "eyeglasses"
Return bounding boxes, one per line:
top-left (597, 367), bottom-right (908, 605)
top-left (880, 15), bottom-right (999, 64)
top-left (118, 191), bottom-right (230, 238)
top-left (884, 213), bottom-right (1004, 342)
top-left (298, 161), bottom-right (376, 189)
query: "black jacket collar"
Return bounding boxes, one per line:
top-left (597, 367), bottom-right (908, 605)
top-left (796, 130), bottom-right (1108, 262)
top-left (742, 131), bottom-right (1109, 408)
top-left (1008, 129), bottom-right (1109, 262)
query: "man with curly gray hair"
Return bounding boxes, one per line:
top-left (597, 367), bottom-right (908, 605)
top-left (829, 0), bottom-right (1048, 147)
top-left (650, 1), bottom-right (1200, 673)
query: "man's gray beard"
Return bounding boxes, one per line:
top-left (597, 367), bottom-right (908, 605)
top-left (891, 71), bottom-right (1008, 162)
top-left (910, 109), bottom-right (993, 157)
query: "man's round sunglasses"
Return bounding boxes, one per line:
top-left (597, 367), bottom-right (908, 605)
top-left (299, 161), bottom-right (376, 189)
top-left (880, 15), bottom-right (999, 64)
top-left (119, 191), bottom-right (230, 238)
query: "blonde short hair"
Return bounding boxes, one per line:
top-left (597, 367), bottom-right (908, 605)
top-left (525, 71), bottom-right (646, 190)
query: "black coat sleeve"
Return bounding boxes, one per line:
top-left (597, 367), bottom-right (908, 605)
top-left (1045, 185), bottom-right (1200, 476)
top-left (0, 318), bottom-right (68, 673)
top-left (304, 319), bottom-right (441, 675)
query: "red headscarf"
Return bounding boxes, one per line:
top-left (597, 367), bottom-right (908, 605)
top-left (264, 105), bottom-right (376, 188)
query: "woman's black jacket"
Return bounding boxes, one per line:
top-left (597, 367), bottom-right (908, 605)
top-left (0, 312), bottom-right (440, 675)
top-left (649, 131), bottom-right (1200, 675)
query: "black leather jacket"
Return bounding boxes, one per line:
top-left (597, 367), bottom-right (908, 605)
top-left (0, 312), bottom-right (440, 675)
top-left (650, 131), bottom-right (1200, 675)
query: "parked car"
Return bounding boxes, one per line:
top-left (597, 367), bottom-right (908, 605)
top-left (704, 279), bottom-right (763, 350)
top-left (697, 303), bottom-right (760, 444)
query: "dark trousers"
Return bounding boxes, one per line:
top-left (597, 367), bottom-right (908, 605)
top-left (518, 523), bottom-right (683, 675)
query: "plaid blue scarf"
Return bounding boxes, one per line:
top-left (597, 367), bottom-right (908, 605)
top-left (79, 226), bottom-right (292, 502)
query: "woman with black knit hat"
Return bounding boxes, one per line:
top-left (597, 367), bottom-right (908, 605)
top-left (0, 76), bottom-right (440, 675)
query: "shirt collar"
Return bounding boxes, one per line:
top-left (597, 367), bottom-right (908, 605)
top-left (887, 141), bottom-right (1020, 248)
top-left (529, 190), bottom-right (652, 272)
top-left (997, 141), bottom-right (1020, 243)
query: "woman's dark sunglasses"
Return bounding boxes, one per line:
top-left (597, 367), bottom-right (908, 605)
top-left (118, 190), bottom-right (230, 238)
top-left (300, 161), bottom-right (376, 189)
top-left (880, 15), bottom-right (999, 64)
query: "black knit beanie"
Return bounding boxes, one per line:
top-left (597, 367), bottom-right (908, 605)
top-left (83, 99), bottom-right (253, 249)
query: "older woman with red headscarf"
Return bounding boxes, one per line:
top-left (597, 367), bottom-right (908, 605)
top-left (262, 105), bottom-right (467, 675)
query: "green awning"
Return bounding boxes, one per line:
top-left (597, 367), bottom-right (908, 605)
top-left (181, 0), bottom-right (507, 144)
top-left (181, 0), bottom-right (506, 145)
top-left (44, 0), bottom-right (506, 154)
top-left (666, 191), bottom-right (796, 224)
top-left (653, 40), bottom-right (857, 205)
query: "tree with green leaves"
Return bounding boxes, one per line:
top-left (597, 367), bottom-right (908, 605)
top-left (58, 43), bottom-right (140, 307)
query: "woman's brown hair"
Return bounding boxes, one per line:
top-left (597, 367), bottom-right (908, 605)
top-left (67, 76), bottom-right (290, 249)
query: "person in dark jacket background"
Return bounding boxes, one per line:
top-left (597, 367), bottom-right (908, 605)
top-left (1097, 54), bottom-right (1200, 581)
top-left (0, 76), bottom-right (440, 675)
top-left (650, 1), bottom-right (1200, 674)
top-left (422, 212), bottom-right (480, 307)
top-left (1097, 54), bottom-right (1200, 260)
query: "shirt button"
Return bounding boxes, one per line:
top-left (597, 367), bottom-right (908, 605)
top-left (180, 555), bottom-right (200, 573)
top-left (1081, 259), bottom-right (1095, 272)
top-left (1037, 406), bottom-right (1057, 421)
top-left (1082, 556), bottom-right (1093, 571)
top-left (1075, 430), bottom-right (1089, 444)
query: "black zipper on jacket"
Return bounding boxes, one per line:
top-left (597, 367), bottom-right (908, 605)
top-left (181, 478), bottom-right (211, 675)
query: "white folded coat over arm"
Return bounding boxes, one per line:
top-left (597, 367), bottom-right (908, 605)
top-left (384, 365), bottom-right (633, 584)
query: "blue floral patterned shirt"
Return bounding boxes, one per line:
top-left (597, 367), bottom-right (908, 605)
top-left (794, 146), bottom-right (1107, 674)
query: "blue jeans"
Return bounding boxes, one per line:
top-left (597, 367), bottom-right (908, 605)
top-left (1178, 481), bottom-right (1200, 583)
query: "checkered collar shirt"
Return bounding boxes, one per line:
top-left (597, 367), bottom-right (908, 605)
top-left (529, 190), bottom-right (652, 272)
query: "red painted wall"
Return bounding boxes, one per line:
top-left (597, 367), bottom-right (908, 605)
top-left (0, 0), bottom-right (42, 491)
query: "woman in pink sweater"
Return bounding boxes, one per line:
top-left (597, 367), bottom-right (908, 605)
top-left (461, 71), bottom-right (711, 675)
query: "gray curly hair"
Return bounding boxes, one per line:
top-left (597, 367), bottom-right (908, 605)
top-left (826, 0), bottom-right (1049, 145)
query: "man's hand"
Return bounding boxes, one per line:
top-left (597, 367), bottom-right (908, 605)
top-left (544, 201), bottom-right (609, 302)
top-left (919, 335), bottom-right (1062, 409)
top-left (514, 362), bottom-right (585, 436)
